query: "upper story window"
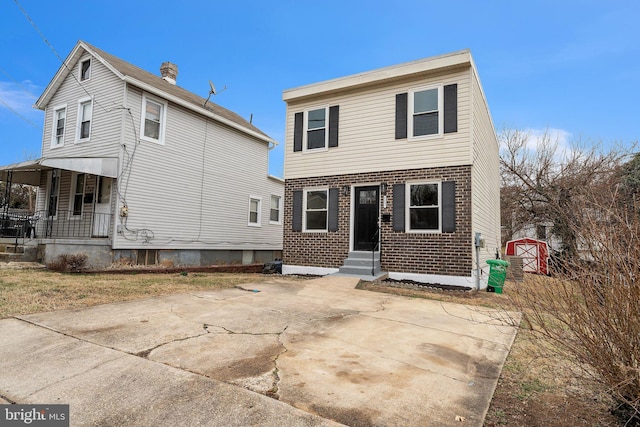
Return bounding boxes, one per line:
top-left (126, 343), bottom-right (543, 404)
top-left (410, 86), bottom-right (442, 138)
top-left (77, 97), bottom-right (93, 142)
top-left (141, 94), bottom-right (167, 144)
top-left (306, 107), bottom-right (327, 150)
top-left (407, 182), bottom-right (441, 232)
top-left (395, 84), bottom-right (457, 140)
top-left (270, 195), bottom-right (281, 224)
top-left (80, 59), bottom-right (91, 81)
top-left (293, 106), bottom-right (339, 152)
top-left (51, 105), bottom-right (66, 148)
top-left (304, 189), bottom-right (328, 231)
top-left (248, 196), bottom-right (261, 227)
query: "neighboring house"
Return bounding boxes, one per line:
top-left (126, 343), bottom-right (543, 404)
top-left (281, 50), bottom-right (500, 288)
top-left (0, 41), bottom-right (283, 268)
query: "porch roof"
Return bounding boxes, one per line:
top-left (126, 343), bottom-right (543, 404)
top-left (0, 157), bottom-right (118, 185)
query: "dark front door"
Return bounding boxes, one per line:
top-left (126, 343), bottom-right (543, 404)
top-left (354, 186), bottom-right (379, 251)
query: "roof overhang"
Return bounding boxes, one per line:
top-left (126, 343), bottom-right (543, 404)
top-left (0, 157), bottom-right (118, 185)
top-left (283, 49), bottom-right (473, 102)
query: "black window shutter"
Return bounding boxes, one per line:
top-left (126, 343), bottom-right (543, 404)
top-left (292, 190), bottom-right (303, 231)
top-left (393, 184), bottom-right (405, 232)
top-left (442, 181), bottom-right (456, 232)
top-left (443, 84), bottom-right (458, 134)
top-left (328, 106), bottom-right (339, 147)
top-left (328, 188), bottom-right (339, 231)
top-left (293, 112), bottom-right (303, 152)
top-left (395, 93), bottom-right (408, 139)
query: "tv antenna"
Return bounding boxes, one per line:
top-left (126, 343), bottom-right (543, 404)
top-left (203, 80), bottom-right (227, 108)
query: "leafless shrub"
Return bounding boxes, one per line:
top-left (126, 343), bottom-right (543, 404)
top-left (47, 254), bottom-right (89, 273)
top-left (500, 130), bottom-right (640, 423)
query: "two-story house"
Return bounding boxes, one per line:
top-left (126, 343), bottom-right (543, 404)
top-left (282, 50), bottom-right (500, 288)
top-left (0, 41), bottom-right (283, 268)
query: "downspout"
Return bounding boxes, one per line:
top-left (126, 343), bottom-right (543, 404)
top-left (475, 232), bottom-right (481, 291)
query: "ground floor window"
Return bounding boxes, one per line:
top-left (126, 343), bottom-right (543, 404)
top-left (248, 196), bottom-right (261, 226)
top-left (304, 189), bottom-right (328, 231)
top-left (408, 182), bottom-right (440, 231)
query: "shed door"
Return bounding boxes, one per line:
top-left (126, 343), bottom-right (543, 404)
top-left (353, 186), bottom-right (379, 251)
top-left (515, 243), bottom-right (538, 273)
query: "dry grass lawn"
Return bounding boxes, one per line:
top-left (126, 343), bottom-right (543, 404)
top-left (0, 268), bottom-right (623, 425)
top-left (0, 269), bottom-right (280, 319)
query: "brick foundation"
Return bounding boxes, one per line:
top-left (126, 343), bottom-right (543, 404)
top-left (284, 165), bottom-right (472, 276)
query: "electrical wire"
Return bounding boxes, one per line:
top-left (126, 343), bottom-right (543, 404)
top-left (0, 64), bottom-right (38, 100)
top-left (0, 95), bottom-right (39, 128)
top-left (13, 0), bottom-right (110, 114)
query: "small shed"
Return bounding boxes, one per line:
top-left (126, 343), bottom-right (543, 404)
top-left (505, 238), bottom-right (549, 275)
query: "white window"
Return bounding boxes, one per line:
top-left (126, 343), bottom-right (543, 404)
top-left (304, 107), bottom-right (328, 150)
top-left (304, 189), bottom-right (328, 231)
top-left (76, 97), bottom-right (93, 141)
top-left (409, 85), bottom-right (443, 138)
top-left (80, 59), bottom-right (91, 81)
top-left (248, 196), bottom-right (261, 227)
top-left (407, 182), bottom-right (441, 232)
top-left (270, 195), bottom-right (281, 224)
top-left (141, 94), bottom-right (167, 144)
top-left (51, 105), bottom-right (66, 148)
top-left (70, 173), bottom-right (86, 217)
top-left (47, 169), bottom-right (60, 218)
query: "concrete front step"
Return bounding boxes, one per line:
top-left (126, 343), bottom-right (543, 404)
top-left (4, 245), bottom-right (25, 254)
top-left (338, 251), bottom-right (381, 276)
top-left (0, 253), bottom-right (25, 262)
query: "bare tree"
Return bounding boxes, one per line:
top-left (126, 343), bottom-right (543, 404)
top-left (499, 129), bottom-right (626, 257)
top-left (501, 131), bottom-right (640, 423)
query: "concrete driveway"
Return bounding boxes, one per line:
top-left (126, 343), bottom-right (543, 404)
top-left (0, 275), bottom-right (518, 426)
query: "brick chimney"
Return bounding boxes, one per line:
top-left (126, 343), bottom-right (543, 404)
top-left (160, 62), bottom-right (178, 85)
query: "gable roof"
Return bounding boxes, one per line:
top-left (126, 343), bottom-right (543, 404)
top-left (35, 41), bottom-right (274, 145)
top-left (283, 49), bottom-right (473, 102)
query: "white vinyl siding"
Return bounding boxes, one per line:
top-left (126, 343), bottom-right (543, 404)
top-left (284, 68), bottom-right (471, 179)
top-left (470, 66), bottom-right (501, 266)
top-left (41, 55), bottom-right (123, 160)
top-left (112, 86), bottom-right (283, 251)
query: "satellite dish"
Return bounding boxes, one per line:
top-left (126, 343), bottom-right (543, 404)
top-left (203, 80), bottom-right (227, 108)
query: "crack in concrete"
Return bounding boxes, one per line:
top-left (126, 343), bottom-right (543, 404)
top-left (0, 393), bottom-right (16, 404)
top-left (134, 331), bottom-right (209, 358)
top-left (203, 323), bottom-right (285, 336)
top-left (270, 325), bottom-right (289, 400)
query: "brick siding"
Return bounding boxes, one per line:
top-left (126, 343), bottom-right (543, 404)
top-left (284, 165), bottom-right (473, 276)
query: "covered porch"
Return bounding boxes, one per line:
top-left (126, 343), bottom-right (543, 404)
top-left (0, 157), bottom-right (118, 241)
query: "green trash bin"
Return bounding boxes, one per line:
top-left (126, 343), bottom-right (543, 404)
top-left (486, 259), bottom-right (510, 294)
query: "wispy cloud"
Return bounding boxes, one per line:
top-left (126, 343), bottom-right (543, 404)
top-left (0, 80), bottom-right (39, 113)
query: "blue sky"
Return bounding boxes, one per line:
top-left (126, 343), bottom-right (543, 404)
top-left (1, 0), bottom-right (639, 177)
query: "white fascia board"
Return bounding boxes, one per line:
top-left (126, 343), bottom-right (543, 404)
top-left (124, 77), bottom-right (276, 146)
top-left (283, 49), bottom-right (472, 102)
